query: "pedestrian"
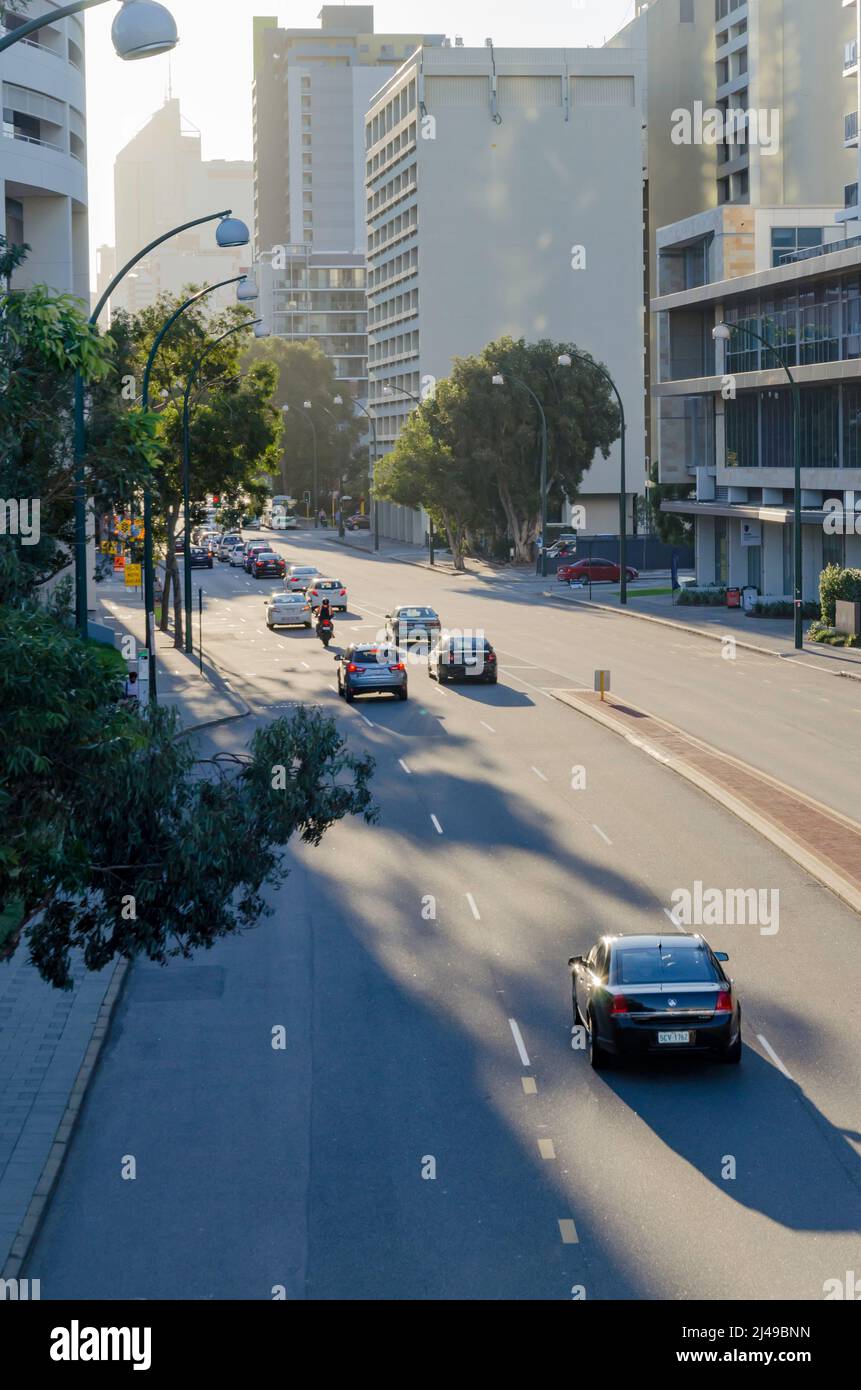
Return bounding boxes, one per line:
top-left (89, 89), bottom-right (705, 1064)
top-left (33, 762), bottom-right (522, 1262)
top-left (122, 670), bottom-right (140, 705)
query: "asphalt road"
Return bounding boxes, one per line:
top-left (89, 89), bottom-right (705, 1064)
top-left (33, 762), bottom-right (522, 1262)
top-left (26, 529), bottom-right (861, 1300)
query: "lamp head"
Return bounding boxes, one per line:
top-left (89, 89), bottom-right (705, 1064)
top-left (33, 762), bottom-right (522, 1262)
top-left (281, 404), bottom-right (290, 414)
top-left (253, 322), bottom-right (270, 339)
top-left (333, 395), bottom-right (344, 406)
top-left (112, 1), bottom-right (179, 60)
top-left (557, 353), bottom-right (572, 367)
top-left (237, 277), bottom-right (258, 303)
top-left (303, 401), bottom-right (312, 409)
top-left (216, 217), bottom-right (251, 249)
top-left (712, 323), bottom-right (733, 342)
top-left (382, 385), bottom-right (394, 397)
top-left (491, 374), bottom-right (505, 386)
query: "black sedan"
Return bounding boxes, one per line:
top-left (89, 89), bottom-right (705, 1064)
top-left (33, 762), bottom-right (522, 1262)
top-left (569, 933), bottom-right (741, 1069)
top-left (188, 546), bottom-right (213, 569)
top-left (385, 605), bottom-right (441, 647)
top-left (428, 635), bottom-right (497, 683)
top-left (252, 550), bottom-right (287, 579)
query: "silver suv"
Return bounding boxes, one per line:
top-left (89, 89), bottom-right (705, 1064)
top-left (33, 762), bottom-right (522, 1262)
top-left (335, 643), bottom-right (407, 702)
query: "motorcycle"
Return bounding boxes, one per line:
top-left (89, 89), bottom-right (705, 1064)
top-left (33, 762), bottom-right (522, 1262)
top-left (316, 616), bottom-right (334, 648)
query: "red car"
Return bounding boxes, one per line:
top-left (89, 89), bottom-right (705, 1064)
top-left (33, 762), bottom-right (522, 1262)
top-left (557, 557), bottom-right (639, 584)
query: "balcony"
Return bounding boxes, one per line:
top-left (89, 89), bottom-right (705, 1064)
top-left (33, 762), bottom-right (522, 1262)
top-left (845, 40), bottom-right (859, 73)
top-left (846, 182), bottom-right (860, 210)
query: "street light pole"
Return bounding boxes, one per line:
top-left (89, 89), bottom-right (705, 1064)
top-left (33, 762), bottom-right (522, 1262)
top-left (557, 352), bottom-right (628, 603)
top-left (713, 322), bottom-right (803, 651)
top-left (381, 384), bottom-right (426, 558)
top-left (140, 274), bottom-right (250, 699)
top-left (181, 317), bottom-right (265, 654)
top-left (302, 404), bottom-right (319, 525)
top-left (491, 372), bottom-right (548, 576)
top-left (71, 208), bottom-right (245, 638)
top-left (347, 397), bottom-right (380, 551)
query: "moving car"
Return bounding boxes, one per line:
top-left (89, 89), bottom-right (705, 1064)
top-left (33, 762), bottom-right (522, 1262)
top-left (335, 644), bottom-right (407, 702)
top-left (228, 544), bottom-right (247, 567)
top-left (266, 592), bottom-right (313, 629)
top-left (217, 533), bottom-right (242, 561)
top-left (244, 542), bottom-right (269, 573)
top-left (385, 605), bottom-right (441, 646)
top-left (569, 933), bottom-right (742, 1070)
top-left (285, 565), bottom-right (321, 592)
top-left (345, 513), bottom-right (370, 531)
top-left (557, 557), bottom-right (639, 584)
top-left (428, 635), bottom-right (497, 683)
top-left (271, 511), bottom-right (299, 530)
top-left (253, 550), bottom-right (287, 579)
top-left (306, 577), bottom-right (348, 611)
top-left (188, 545), bottom-right (214, 570)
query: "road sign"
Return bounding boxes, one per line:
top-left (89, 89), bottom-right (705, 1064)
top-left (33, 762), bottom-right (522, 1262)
top-left (125, 563), bottom-right (142, 587)
top-left (119, 518), bottom-right (132, 534)
top-left (113, 555), bottom-right (126, 572)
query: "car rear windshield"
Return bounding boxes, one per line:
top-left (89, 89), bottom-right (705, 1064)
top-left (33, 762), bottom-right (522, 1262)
top-left (613, 947), bottom-right (719, 986)
top-left (316, 580), bottom-right (340, 589)
top-left (292, 568), bottom-right (317, 576)
top-left (272, 595), bottom-right (302, 605)
top-left (352, 647), bottom-right (395, 663)
top-left (446, 638), bottom-right (491, 652)
top-left (400, 607), bottom-right (435, 619)
top-left (257, 552), bottom-right (277, 560)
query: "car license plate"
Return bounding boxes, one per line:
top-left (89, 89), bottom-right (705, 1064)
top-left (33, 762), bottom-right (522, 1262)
top-left (658, 1031), bottom-right (691, 1045)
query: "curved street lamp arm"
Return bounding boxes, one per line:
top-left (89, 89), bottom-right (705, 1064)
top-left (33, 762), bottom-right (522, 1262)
top-left (90, 210), bottom-right (235, 326)
top-left (183, 318), bottom-right (260, 411)
top-left (725, 321), bottom-right (795, 389)
top-left (141, 276), bottom-right (245, 407)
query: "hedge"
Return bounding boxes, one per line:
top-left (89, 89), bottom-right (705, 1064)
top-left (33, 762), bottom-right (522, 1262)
top-left (819, 564), bottom-right (861, 625)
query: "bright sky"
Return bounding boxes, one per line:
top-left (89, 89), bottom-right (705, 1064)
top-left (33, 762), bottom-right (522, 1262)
top-left (84, 0), bottom-right (637, 275)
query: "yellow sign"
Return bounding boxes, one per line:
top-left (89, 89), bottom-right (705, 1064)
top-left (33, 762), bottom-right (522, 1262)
top-left (120, 518), bottom-right (132, 534)
top-left (125, 563), bottom-right (142, 587)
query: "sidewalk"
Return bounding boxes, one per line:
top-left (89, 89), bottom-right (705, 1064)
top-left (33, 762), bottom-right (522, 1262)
top-left (0, 576), bottom-right (250, 1281)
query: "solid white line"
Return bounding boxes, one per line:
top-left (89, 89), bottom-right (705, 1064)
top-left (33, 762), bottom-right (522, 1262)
top-left (430, 814), bottom-right (443, 835)
top-left (756, 1033), bottom-right (793, 1080)
top-left (480, 720), bottom-right (496, 734)
top-left (398, 758), bottom-right (412, 775)
top-left (592, 824), bottom-right (612, 845)
top-left (328, 684), bottom-right (337, 692)
top-left (508, 1018), bottom-right (531, 1068)
top-left (466, 892), bottom-right (481, 920)
top-left (531, 766), bottom-right (548, 781)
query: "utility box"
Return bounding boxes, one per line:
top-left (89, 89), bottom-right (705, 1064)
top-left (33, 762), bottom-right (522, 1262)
top-left (835, 600), bottom-right (861, 637)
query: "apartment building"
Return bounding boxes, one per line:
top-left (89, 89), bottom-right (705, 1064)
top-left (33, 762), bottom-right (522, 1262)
top-left (251, 7), bottom-right (445, 402)
top-left (365, 44), bottom-right (647, 542)
top-left (609, 0), bottom-right (857, 474)
top-left (96, 98), bottom-right (252, 319)
top-left (1, 0), bottom-right (88, 299)
top-left (652, 208), bottom-right (861, 597)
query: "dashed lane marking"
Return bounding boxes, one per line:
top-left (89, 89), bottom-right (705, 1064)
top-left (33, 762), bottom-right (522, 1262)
top-left (756, 1033), bottom-right (793, 1080)
top-left (398, 758), bottom-right (412, 775)
top-left (558, 1219), bottom-right (579, 1245)
top-left (592, 824), bottom-right (612, 846)
top-left (430, 814), bottom-right (443, 835)
top-left (538, 1139), bottom-right (556, 1161)
top-left (508, 1019), bottom-right (530, 1067)
top-left (521, 1076), bottom-right (538, 1095)
top-left (466, 893), bottom-right (481, 921)
top-left (531, 767), bottom-right (548, 781)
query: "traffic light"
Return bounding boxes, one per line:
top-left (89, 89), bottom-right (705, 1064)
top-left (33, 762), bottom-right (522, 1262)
top-left (212, 495), bottom-right (220, 505)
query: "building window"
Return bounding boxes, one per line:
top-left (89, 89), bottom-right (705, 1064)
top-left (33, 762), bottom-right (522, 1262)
top-left (771, 226), bottom-right (824, 268)
top-left (5, 197), bottom-right (24, 249)
top-left (822, 524), bottom-right (846, 571)
top-left (680, 0), bottom-right (694, 20)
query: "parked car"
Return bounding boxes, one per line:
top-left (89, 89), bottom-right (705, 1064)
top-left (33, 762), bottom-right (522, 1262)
top-left (335, 643), bottom-right (407, 702)
top-left (345, 513), bottom-right (370, 531)
top-left (306, 577), bottom-right (348, 611)
top-left (385, 605), bottom-right (441, 646)
top-left (266, 592), bottom-right (313, 629)
top-left (217, 533), bottom-right (242, 561)
top-left (569, 933), bottom-right (741, 1070)
top-left (429, 635), bottom-right (497, 684)
top-left (285, 565), bottom-right (321, 592)
top-left (188, 545), bottom-right (213, 570)
top-left (253, 550), bottom-right (287, 579)
top-left (557, 557), bottom-right (639, 584)
top-left (228, 544), bottom-right (247, 567)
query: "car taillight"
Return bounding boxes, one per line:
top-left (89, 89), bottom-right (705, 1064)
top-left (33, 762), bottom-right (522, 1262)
top-left (389, 662), bottom-right (405, 671)
top-left (339, 589), bottom-right (346, 596)
top-left (347, 663), bottom-right (363, 673)
top-left (610, 994), bottom-right (629, 1016)
top-left (486, 652), bottom-right (496, 662)
top-left (714, 990), bottom-right (733, 1013)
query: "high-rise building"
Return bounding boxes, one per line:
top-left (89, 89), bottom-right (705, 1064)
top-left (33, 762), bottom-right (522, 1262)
top-left (1, 0), bottom-right (89, 299)
top-left (608, 0), bottom-right (859, 482)
top-left (103, 98), bottom-right (253, 319)
top-left (840, 0), bottom-right (861, 224)
top-left (365, 44), bottom-right (647, 542)
top-left (251, 7), bottom-right (445, 401)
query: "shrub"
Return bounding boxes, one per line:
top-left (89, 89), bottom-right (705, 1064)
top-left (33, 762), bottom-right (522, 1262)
top-left (677, 586), bottom-right (727, 607)
top-left (750, 599), bottom-right (818, 619)
top-left (819, 564), bottom-right (861, 625)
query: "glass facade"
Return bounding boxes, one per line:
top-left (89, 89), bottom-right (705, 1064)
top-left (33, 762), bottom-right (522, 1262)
top-left (725, 274), bottom-right (861, 370)
top-left (726, 386), bottom-right (841, 468)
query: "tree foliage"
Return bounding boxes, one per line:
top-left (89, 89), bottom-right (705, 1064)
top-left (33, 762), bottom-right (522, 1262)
top-left (0, 602), bottom-right (377, 989)
top-left (647, 460), bottom-right (694, 546)
top-left (374, 337), bottom-right (620, 564)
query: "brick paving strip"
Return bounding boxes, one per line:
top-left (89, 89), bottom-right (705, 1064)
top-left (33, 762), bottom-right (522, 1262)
top-left (551, 689), bottom-right (861, 916)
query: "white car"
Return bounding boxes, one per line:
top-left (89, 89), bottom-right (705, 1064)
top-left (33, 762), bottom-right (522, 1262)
top-left (228, 544), bottom-right (246, 567)
top-left (266, 592), bottom-right (313, 630)
top-left (285, 565), bottom-right (321, 592)
top-left (306, 577), bottom-right (348, 611)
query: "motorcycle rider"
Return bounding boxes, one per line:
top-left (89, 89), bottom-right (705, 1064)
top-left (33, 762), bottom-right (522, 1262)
top-left (316, 596), bottom-right (334, 643)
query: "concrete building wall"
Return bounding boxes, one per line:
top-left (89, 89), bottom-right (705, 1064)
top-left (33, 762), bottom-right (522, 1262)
top-left (1, 4), bottom-right (89, 301)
